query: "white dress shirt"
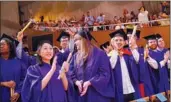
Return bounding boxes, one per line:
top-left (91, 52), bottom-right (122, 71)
top-left (147, 49), bottom-right (159, 69)
top-left (138, 11), bottom-right (149, 23)
top-left (110, 50), bottom-right (135, 94)
top-left (131, 48), bottom-right (158, 69)
top-left (96, 16), bottom-right (104, 24)
top-left (157, 47), bottom-right (169, 68)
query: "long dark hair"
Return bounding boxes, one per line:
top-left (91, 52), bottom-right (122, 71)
top-left (0, 38), bottom-right (16, 59)
top-left (139, 6), bottom-right (146, 11)
top-left (36, 40), bottom-right (53, 66)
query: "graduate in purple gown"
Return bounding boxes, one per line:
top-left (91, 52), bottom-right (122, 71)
top-left (21, 40), bottom-right (68, 102)
top-left (0, 34), bottom-right (26, 102)
top-left (56, 31), bottom-right (70, 66)
top-left (16, 32), bottom-right (37, 68)
top-left (143, 34), bottom-right (161, 94)
top-left (109, 29), bottom-right (141, 102)
top-left (155, 34), bottom-right (170, 93)
top-left (126, 29), bottom-right (154, 97)
top-left (70, 30), bottom-right (115, 102)
top-left (56, 30), bottom-right (78, 102)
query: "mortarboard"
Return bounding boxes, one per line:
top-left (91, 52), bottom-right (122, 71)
top-left (32, 34), bottom-right (53, 52)
top-left (126, 29), bottom-right (141, 39)
top-left (109, 29), bottom-right (127, 40)
top-left (23, 47), bottom-right (29, 52)
top-left (155, 33), bottom-right (162, 39)
top-left (0, 33), bottom-right (19, 46)
top-left (56, 31), bottom-right (70, 42)
top-left (143, 34), bottom-right (157, 41)
top-left (100, 41), bottom-right (110, 50)
top-left (123, 44), bottom-right (129, 48)
top-left (77, 30), bottom-right (97, 42)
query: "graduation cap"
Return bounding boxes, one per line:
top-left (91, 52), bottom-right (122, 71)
top-left (0, 33), bottom-right (19, 46)
top-left (155, 33), bottom-right (162, 39)
top-left (23, 47), bottom-right (29, 52)
top-left (109, 29), bottom-right (127, 40)
top-left (126, 29), bottom-right (141, 39)
top-left (32, 34), bottom-right (53, 52)
top-left (56, 31), bottom-right (70, 42)
top-left (123, 44), bottom-right (129, 48)
top-left (77, 30), bottom-right (97, 42)
top-left (143, 34), bottom-right (157, 41)
top-left (100, 41), bottom-right (110, 49)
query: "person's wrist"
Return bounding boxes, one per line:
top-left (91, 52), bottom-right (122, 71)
top-left (75, 80), bottom-right (79, 85)
top-left (0, 82), bottom-right (3, 86)
top-left (1, 82), bottom-right (5, 86)
top-left (164, 58), bottom-right (168, 63)
top-left (87, 81), bottom-right (91, 86)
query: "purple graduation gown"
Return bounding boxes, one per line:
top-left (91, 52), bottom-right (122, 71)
top-left (20, 50), bottom-right (37, 68)
top-left (56, 49), bottom-right (76, 102)
top-left (157, 48), bottom-right (170, 92)
top-left (71, 47), bottom-right (115, 102)
top-left (111, 53), bottom-right (141, 102)
top-left (136, 47), bottom-right (154, 96)
top-left (56, 49), bottom-right (70, 66)
top-left (0, 57), bottom-right (26, 102)
top-left (148, 49), bottom-right (160, 94)
top-left (21, 63), bottom-right (67, 102)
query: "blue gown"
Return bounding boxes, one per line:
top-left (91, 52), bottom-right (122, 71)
top-left (21, 63), bottom-right (67, 102)
top-left (111, 52), bottom-right (141, 102)
top-left (20, 50), bottom-right (37, 68)
top-left (16, 43), bottom-right (37, 68)
top-left (70, 47), bottom-right (115, 102)
top-left (148, 49), bottom-right (160, 94)
top-left (135, 47), bottom-right (154, 96)
top-left (157, 48), bottom-right (170, 92)
top-left (56, 49), bottom-right (70, 66)
top-left (56, 49), bottom-right (77, 102)
top-left (0, 57), bottom-right (26, 102)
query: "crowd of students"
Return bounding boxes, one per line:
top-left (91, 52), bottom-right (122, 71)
top-left (0, 27), bottom-right (170, 102)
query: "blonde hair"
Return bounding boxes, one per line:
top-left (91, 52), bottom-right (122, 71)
top-left (76, 37), bottom-right (93, 65)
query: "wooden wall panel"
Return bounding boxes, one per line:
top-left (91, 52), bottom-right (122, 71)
top-left (25, 25), bottom-right (170, 52)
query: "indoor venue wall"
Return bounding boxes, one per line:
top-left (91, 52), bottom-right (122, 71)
top-left (1, 1), bottom-right (20, 36)
top-left (24, 25), bottom-right (170, 53)
top-left (20, 1), bottom-right (143, 22)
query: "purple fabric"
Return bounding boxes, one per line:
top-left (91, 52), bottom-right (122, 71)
top-left (70, 47), bottom-right (115, 102)
top-left (21, 63), bottom-right (67, 102)
top-left (0, 57), bottom-right (26, 102)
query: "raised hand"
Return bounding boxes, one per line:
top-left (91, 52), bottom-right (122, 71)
top-left (129, 38), bottom-right (137, 50)
top-left (144, 47), bottom-right (149, 60)
top-left (51, 56), bottom-right (57, 71)
top-left (17, 31), bottom-right (23, 42)
top-left (65, 29), bottom-right (75, 36)
top-left (164, 51), bottom-right (170, 61)
top-left (62, 61), bottom-right (69, 72)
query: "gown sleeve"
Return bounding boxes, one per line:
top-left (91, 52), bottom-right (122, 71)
top-left (15, 61), bottom-right (27, 94)
top-left (89, 51), bottom-right (112, 96)
top-left (21, 65), bottom-right (42, 102)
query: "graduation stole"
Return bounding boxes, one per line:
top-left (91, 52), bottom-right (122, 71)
top-left (118, 48), bottom-right (132, 56)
